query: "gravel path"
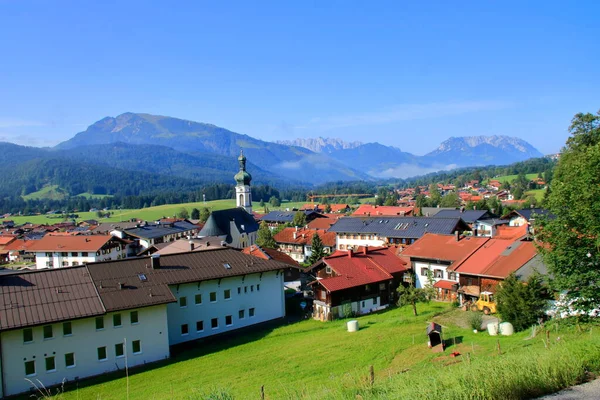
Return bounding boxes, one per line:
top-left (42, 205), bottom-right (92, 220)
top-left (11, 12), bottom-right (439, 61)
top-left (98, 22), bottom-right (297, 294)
top-left (537, 379), bottom-right (600, 399)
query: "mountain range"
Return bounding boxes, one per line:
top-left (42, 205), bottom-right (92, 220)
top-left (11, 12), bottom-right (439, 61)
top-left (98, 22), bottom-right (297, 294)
top-left (0, 113), bottom-right (544, 199)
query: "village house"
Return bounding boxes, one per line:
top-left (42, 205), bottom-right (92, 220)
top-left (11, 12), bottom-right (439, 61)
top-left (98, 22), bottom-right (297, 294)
top-left (259, 210), bottom-right (326, 229)
top-left (502, 208), bottom-right (554, 228)
top-left (123, 220), bottom-right (200, 249)
top-left (198, 208), bottom-right (259, 249)
top-left (352, 204), bottom-right (414, 217)
top-left (27, 235), bottom-right (131, 269)
top-left (0, 247), bottom-right (290, 397)
top-left (400, 233), bottom-right (489, 300)
top-left (307, 246), bottom-right (409, 321)
top-left (432, 209), bottom-right (497, 234)
top-left (328, 216), bottom-right (470, 250)
top-left (273, 227), bottom-right (336, 263)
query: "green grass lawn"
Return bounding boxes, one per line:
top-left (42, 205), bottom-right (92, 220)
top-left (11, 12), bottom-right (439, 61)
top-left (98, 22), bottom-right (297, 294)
top-left (21, 185), bottom-right (68, 201)
top-left (43, 304), bottom-right (600, 400)
top-left (525, 188), bottom-right (546, 202)
top-left (490, 173), bottom-right (540, 184)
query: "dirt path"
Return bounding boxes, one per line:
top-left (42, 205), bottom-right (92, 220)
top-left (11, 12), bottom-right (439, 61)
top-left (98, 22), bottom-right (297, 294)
top-left (538, 378), bottom-right (600, 399)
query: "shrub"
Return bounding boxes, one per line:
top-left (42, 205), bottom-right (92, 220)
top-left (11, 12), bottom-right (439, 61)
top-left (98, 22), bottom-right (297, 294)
top-left (468, 311), bottom-right (483, 331)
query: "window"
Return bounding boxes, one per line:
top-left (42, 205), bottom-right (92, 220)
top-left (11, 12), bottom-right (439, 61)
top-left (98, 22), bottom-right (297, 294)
top-left (239, 309), bottom-right (245, 319)
top-left (320, 290), bottom-right (326, 300)
top-left (420, 268), bottom-right (429, 277)
top-left (257, 284), bottom-right (260, 291)
top-left (249, 308), bottom-right (255, 317)
top-left (71, 252), bottom-right (78, 257)
top-left (181, 324), bottom-right (189, 335)
top-left (194, 294), bottom-right (202, 305)
top-left (467, 278), bottom-right (473, 286)
top-left (45, 356), bottom-right (56, 372)
top-left (43, 325), bottom-right (53, 339)
top-left (130, 311), bottom-right (139, 324)
top-left (325, 266), bottom-right (332, 274)
top-left (25, 360), bottom-right (35, 376)
top-left (362, 301), bottom-right (365, 308)
top-left (45, 252), bottom-right (52, 257)
top-left (62, 261), bottom-right (68, 267)
top-left (63, 322), bottom-right (72, 336)
top-left (115, 343), bottom-right (124, 358)
top-left (196, 321), bottom-right (204, 332)
top-left (72, 261), bottom-right (79, 266)
top-left (251, 285), bottom-right (254, 292)
top-left (225, 315), bottom-right (232, 326)
top-left (132, 340), bottom-right (141, 354)
top-left (373, 297), bottom-right (378, 305)
top-left (97, 346), bottom-right (107, 361)
top-left (61, 252), bottom-right (68, 257)
top-left (448, 272), bottom-right (457, 281)
top-left (237, 287), bottom-right (241, 294)
top-left (434, 270), bottom-right (443, 279)
top-left (65, 352), bottom-right (75, 368)
top-left (379, 283), bottom-right (386, 291)
top-left (113, 314), bottom-right (122, 327)
top-left (224, 289), bottom-right (231, 300)
top-left (179, 296), bottom-right (187, 308)
top-left (210, 292), bottom-right (217, 302)
top-left (82, 252), bottom-right (88, 257)
top-left (23, 328), bottom-right (33, 343)
top-left (95, 317), bottom-right (104, 330)
top-left (244, 286), bottom-right (248, 293)
top-left (211, 318), bottom-right (218, 329)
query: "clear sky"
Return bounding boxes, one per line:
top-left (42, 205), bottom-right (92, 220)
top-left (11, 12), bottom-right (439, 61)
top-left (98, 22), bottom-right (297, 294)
top-left (1, 1), bottom-right (598, 154)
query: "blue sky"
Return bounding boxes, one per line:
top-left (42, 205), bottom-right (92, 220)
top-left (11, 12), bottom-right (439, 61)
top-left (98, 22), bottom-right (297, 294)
top-left (1, 1), bottom-right (598, 154)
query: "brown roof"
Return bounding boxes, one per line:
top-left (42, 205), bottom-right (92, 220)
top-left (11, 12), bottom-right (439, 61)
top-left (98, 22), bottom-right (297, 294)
top-left (307, 218), bottom-right (338, 230)
top-left (27, 235), bottom-right (119, 252)
top-left (87, 247), bottom-right (290, 312)
top-left (0, 267), bottom-right (105, 331)
top-left (242, 245), bottom-right (300, 267)
top-left (274, 227), bottom-right (336, 247)
top-left (401, 234), bottom-right (489, 266)
top-left (353, 205), bottom-right (414, 217)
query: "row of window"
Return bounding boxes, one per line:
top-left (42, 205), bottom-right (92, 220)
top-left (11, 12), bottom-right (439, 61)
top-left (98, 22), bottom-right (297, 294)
top-left (337, 234), bottom-right (377, 240)
top-left (420, 268), bottom-right (457, 280)
top-left (24, 312), bottom-right (139, 343)
top-left (44, 252), bottom-right (90, 257)
top-left (180, 309), bottom-right (255, 335)
top-left (178, 286), bottom-right (261, 308)
top-left (24, 340), bottom-right (141, 377)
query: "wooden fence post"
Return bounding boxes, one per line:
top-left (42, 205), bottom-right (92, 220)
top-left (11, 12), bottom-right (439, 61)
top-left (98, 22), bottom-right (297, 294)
top-left (260, 385), bottom-right (265, 400)
top-left (369, 365), bottom-right (374, 387)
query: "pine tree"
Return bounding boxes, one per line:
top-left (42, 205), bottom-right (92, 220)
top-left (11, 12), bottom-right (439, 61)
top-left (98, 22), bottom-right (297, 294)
top-left (256, 221), bottom-right (277, 249)
top-left (308, 233), bottom-right (326, 265)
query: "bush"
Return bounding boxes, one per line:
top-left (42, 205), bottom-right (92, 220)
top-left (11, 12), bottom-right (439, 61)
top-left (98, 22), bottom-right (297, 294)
top-left (468, 311), bottom-right (483, 331)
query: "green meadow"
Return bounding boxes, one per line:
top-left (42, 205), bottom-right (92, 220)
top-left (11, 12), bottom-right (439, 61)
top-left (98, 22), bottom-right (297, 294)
top-left (38, 303), bottom-right (600, 400)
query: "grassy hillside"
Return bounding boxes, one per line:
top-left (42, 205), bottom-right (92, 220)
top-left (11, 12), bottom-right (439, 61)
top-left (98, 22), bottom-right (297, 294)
top-left (21, 185), bottom-right (69, 201)
top-left (492, 173), bottom-right (540, 184)
top-left (38, 304), bottom-right (600, 400)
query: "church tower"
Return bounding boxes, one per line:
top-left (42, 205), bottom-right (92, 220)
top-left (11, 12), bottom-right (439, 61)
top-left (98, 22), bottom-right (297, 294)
top-left (234, 150), bottom-right (252, 213)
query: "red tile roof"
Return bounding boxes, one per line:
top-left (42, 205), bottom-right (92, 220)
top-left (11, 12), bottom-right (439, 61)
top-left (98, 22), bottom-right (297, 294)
top-left (26, 235), bottom-right (119, 252)
top-left (316, 247), bottom-right (408, 292)
top-left (452, 240), bottom-right (537, 278)
top-left (401, 234), bottom-right (489, 266)
top-left (274, 227), bottom-right (336, 247)
top-left (433, 280), bottom-right (458, 290)
top-left (352, 205), bottom-right (414, 217)
top-left (307, 217), bottom-right (338, 230)
top-left (0, 236), bottom-right (16, 246)
top-left (3, 239), bottom-right (37, 252)
top-left (242, 245), bottom-right (300, 267)
top-left (494, 225), bottom-right (528, 241)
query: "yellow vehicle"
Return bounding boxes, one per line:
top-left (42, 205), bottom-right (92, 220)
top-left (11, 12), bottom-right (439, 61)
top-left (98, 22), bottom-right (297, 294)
top-left (470, 291), bottom-right (497, 315)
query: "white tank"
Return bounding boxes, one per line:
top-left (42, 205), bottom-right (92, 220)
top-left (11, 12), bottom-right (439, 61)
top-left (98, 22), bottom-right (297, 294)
top-left (487, 322), bottom-right (499, 336)
top-left (347, 320), bottom-right (359, 332)
top-left (499, 322), bottom-right (514, 336)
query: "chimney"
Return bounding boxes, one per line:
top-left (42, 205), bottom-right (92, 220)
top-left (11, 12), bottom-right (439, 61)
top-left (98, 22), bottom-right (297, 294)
top-left (455, 231), bottom-right (460, 242)
top-left (151, 254), bottom-right (160, 269)
top-left (348, 248), bottom-right (353, 258)
top-left (363, 245), bottom-right (368, 255)
top-left (293, 231), bottom-right (297, 239)
top-left (117, 282), bottom-right (124, 290)
top-left (189, 240), bottom-right (195, 251)
top-left (295, 226), bottom-right (298, 232)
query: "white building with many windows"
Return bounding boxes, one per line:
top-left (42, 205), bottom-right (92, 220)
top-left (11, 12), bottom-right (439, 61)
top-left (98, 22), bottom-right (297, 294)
top-left (0, 247), bottom-right (290, 397)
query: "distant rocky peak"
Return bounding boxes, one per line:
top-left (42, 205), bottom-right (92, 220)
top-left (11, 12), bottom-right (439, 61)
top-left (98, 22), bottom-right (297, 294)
top-left (433, 135), bottom-right (540, 154)
top-left (276, 137), bottom-right (363, 153)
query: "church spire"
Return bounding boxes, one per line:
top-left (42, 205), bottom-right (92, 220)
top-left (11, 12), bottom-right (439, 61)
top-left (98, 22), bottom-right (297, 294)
top-left (235, 150), bottom-right (252, 213)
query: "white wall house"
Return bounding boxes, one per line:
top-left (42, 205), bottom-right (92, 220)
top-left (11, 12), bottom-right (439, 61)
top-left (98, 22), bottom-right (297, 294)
top-left (1, 305), bottom-right (170, 397)
top-left (412, 260), bottom-right (457, 289)
top-left (335, 233), bottom-right (385, 251)
top-left (167, 270), bottom-right (284, 345)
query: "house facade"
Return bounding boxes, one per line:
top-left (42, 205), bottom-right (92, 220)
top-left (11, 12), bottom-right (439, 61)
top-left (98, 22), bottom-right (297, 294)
top-left (273, 227), bottom-right (335, 263)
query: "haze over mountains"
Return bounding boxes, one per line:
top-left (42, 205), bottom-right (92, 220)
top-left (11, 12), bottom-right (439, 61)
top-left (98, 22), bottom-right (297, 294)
top-left (0, 112), bottom-right (544, 199)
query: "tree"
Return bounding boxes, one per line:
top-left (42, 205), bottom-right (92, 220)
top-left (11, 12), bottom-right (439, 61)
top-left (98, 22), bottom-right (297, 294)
top-left (439, 192), bottom-right (460, 208)
top-left (177, 207), bottom-right (189, 219)
top-left (292, 211), bottom-right (307, 227)
top-left (511, 187), bottom-right (523, 200)
top-left (256, 221), bottom-right (278, 249)
top-left (259, 199), bottom-right (265, 208)
top-left (396, 272), bottom-right (435, 316)
top-left (269, 196), bottom-right (280, 207)
top-left (496, 273), bottom-right (548, 331)
top-left (324, 203), bottom-right (332, 213)
top-left (199, 207), bottom-right (211, 223)
top-left (307, 233), bottom-right (326, 265)
top-left (191, 208), bottom-right (200, 220)
top-left (428, 183), bottom-right (441, 207)
top-left (537, 110), bottom-right (600, 313)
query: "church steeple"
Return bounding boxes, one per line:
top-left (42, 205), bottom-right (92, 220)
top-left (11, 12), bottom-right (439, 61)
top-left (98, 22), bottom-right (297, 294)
top-left (235, 150), bottom-right (252, 213)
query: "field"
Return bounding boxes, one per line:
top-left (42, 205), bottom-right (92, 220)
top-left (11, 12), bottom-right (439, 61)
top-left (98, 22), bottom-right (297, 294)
top-left (38, 304), bottom-right (600, 400)
top-left (21, 185), bottom-right (68, 201)
top-left (491, 173), bottom-right (540, 184)
top-left (525, 188), bottom-right (546, 202)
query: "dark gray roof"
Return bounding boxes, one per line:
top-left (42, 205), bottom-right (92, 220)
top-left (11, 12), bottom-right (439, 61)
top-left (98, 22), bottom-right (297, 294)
top-left (198, 208), bottom-right (259, 244)
top-left (433, 209), bottom-right (494, 224)
top-left (260, 210), bottom-right (321, 223)
top-left (511, 208), bottom-right (555, 221)
top-left (515, 254), bottom-right (549, 281)
top-left (419, 207), bottom-right (455, 217)
top-left (87, 247), bottom-right (289, 312)
top-left (125, 220), bottom-right (199, 240)
top-left (477, 218), bottom-right (510, 227)
top-left (0, 267), bottom-right (105, 331)
top-left (91, 221), bottom-right (141, 233)
top-left (328, 217), bottom-right (469, 238)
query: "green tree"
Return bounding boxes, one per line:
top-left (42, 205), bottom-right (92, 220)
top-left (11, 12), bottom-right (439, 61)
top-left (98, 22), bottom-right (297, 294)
top-left (292, 211), bottom-right (307, 227)
top-left (439, 192), bottom-right (460, 208)
top-left (396, 272), bottom-right (435, 316)
top-left (256, 221), bottom-right (278, 249)
top-left (269, 196), bottom-right (280, 207)
top-left (428, 183), bottom-right (441, 207)
top-left (177, 207), bottom-right (189, 219)
top-left (537, 110), bottom-right (600, 313)
top-left (511, 187), bottom-right (523, 200)
top-left (199, 207), bottom-right (211, 223)
top-left (307, 233), bottom-right (326, 265)
top-left (324, 203), bottom-right (332, 213)
top-left (191, 208), bottom-right (200, 220)
top-left (259, 199), bottom-right (265, 208)
top-left (496, 273), bottom-right (548, 331)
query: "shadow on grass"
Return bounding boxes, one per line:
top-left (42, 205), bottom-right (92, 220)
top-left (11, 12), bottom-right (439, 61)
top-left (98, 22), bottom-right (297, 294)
top-left (443, 336), bottom-right (464, 349)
